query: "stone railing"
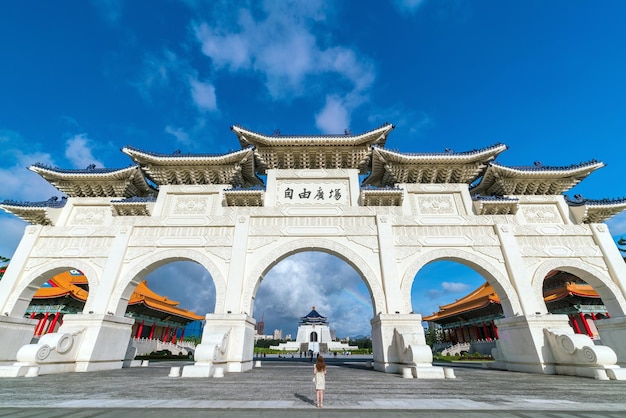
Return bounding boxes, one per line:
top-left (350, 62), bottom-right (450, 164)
top-left (131, 337), bottom-right (196, 356)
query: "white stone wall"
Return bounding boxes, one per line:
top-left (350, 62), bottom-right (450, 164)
top-left (0, 168), bottom-right (625, 376)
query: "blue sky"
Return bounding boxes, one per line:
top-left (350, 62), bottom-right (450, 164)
top-left (1, 1), bottom-right (626, 338)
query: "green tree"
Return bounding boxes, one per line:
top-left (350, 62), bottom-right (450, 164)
top-left (424, 327), bottom-right (442, 347)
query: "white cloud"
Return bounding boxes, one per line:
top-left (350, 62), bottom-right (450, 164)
top-left (189, 78), bottom-right (218, 112)
top-left (315, 95), bottom-right (350, 134)
top-left (0, 131), bottom-right (59, 202)
top-left (143, 261), bottom-right (216, 314)
top-left (135, 49), bottom-right (221, 117)
top-left (0, 131), bottom-right (61, 260)
top-left (65, 134), bottom-right (104, 169)
top-left (193, 2), bottom-right (376, 121)
top-left (254, 252), bottom-right (373, 337)
top-left (392, 0), bottom-right (426, 16)
top-left (165, 125), bottom-right (191, 146)
top-left (133, 49), bottom-right (183, 99)
top-left (441, 281), bottom-right (470, 293)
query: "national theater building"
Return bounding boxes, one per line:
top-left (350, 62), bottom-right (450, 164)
top-left (424, 269), bottom-right (610, 351)
top-left (25, 269), bottom-right (203, 345)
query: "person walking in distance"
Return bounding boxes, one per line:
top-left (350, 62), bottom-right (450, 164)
top-left (313, 355), bottom-right (327, 408)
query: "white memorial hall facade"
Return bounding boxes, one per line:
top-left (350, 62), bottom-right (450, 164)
top-left (1, 123), bottom-right (626, 380)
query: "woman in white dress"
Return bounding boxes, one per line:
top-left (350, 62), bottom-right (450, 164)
top-left (313, 355), bottom-right (327, 408)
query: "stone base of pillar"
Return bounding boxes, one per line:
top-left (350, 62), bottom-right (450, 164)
top-left (0, 313), bottom-right (133, 376)
top-left (0, 316), bottom-right (37, 363)
top-left (596, 317), bottom-right (626, 367)
top-left (493, 314), bottom-right (572, 374)
top-left (63, 314), bottom-right (134, 372)
top-left (183, 313), bottom-right (255, 378)
top-left (371, 313), bottom-right (448, 378)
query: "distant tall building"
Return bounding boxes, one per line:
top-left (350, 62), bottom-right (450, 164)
top-left (273, 329), bottom-right (283, 340)
top-left (255, 314), bottom-right (265, 335)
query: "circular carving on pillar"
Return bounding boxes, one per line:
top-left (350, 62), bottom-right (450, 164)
top-left (56, 334), bottom-right (73, 354)
top-left (36, 345), bottom-right (51, 361)
top-left (558, 334), bottom-right (576, 355)
top-left (582, 346), bottom-right (597, 363)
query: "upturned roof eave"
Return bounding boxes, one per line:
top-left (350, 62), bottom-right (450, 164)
top-left (372, 143), bottom-right (507, 163)
top-left (122, 146), bottom-right (256, 165)
top-left (230, 124), bottom-right (394, 148)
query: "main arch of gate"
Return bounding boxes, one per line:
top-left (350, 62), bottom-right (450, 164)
top-left (0, 127), bottom-right (626, 379)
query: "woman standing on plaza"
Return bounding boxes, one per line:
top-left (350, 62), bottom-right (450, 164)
top-left (313, 355), bottom-right (327, 408)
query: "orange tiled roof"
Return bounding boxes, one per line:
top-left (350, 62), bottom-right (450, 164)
top-left (32, 271), bottom-right (203, 321)
top-left (423, 280), bottom-right (600, 322)
top-left (543, 282), bottom-right (600, 302)
top-left (423, 282), bottom-right (500, 321)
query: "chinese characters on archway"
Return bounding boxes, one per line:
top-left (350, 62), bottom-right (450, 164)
top-left (285, 187), bottom-right (342, 201)
top-left (279, 183), bottom-right (349, 204)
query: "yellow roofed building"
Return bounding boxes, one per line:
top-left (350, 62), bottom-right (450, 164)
top-left (27, 270), bottom-right (203, 345)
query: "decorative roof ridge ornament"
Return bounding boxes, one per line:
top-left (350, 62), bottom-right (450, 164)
top-left (121, 145), bottom-right (252, 159)
top-left (472, 194), bottom-right (519, 202)
top-left (371, 142), bottom-right (507, 158)
top-left (565, 194), bottom-right (626, 206)
top-left (111, 195), bottom-right (157, 203)
top-left (489, 159), bottom-right (604, 172)
top-left (29, 162), bottom-right (139, 175)
top-left (0, 196), bottom-right (68, 208)
top-left (230, 122), bottom-right (393, 139)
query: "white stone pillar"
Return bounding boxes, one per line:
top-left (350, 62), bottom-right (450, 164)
top-left (91, 226), bottom-right (133, 315)
top-left (59, 313), bottom-right (135, 372)
top-left (591, 223), bottom-right (626, 302)
top-left (183, 313), bottom-right (256, 377)
top-left (494, 224), bottom-right (544, 315)
top-left (493, 314), bottom-right (572, 374)
top-left (0, 225), bottom-right (41, 315)
top-left (375, 215), bottom-right (403, 314)
top-left (0, 225), bottom-right (41, 362)
top-left (596, 317), bottom-right (626, 366)
top-left (222, 216), bottom-right (250, 315)
top-left (370, 313), bottom-right (438, 375)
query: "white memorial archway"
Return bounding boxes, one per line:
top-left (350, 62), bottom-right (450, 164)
top-left (1, 123), bottom-right (626, 379)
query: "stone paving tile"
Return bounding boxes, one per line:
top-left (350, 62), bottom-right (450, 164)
top-left (0, 356), bottom-right (625, 416)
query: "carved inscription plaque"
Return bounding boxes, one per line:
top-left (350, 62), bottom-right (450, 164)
top-left (277, 180), bottom-right (349, 205)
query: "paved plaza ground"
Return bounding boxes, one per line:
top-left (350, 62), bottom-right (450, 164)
top-left (0, 355), bottom-right (625, 417)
